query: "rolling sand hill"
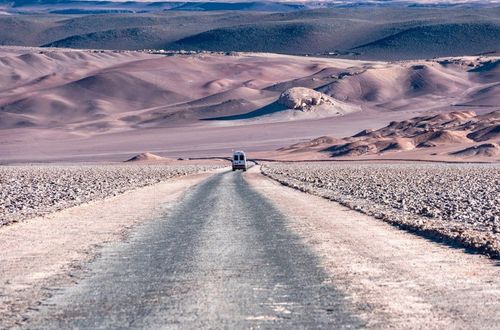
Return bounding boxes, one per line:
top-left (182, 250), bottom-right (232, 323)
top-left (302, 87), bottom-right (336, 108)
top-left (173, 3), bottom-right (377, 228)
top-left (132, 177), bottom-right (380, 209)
top-left (0, 47), bottom-right (498, 162)
top-left (125, 152), bottom-right (171, 162)
top-left (277, 110), bottom-right (500, 162)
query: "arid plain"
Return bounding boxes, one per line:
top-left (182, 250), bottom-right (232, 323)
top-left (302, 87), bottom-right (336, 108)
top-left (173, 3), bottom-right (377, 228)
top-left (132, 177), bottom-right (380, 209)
top-left (0, 46), bottom-right (498, 162)
top-left (1, 3), bottom-right (499, 328)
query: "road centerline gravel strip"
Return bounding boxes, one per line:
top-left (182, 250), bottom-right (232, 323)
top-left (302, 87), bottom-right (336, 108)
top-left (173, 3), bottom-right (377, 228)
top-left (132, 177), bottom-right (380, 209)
top-left (26, 170), bottom-right (363, 329)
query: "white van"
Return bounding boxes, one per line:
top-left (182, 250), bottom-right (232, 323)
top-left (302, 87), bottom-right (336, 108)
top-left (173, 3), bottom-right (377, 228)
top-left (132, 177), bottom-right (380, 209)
top-left (232, 151), bottom-right (247, 171)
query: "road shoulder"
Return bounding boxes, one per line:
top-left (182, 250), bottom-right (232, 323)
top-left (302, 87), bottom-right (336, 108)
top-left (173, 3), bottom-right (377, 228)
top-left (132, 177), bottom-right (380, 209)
top-left (245, 166), bottom-right (500, 328)
top-left (0, 172), bottom-right (213, 329)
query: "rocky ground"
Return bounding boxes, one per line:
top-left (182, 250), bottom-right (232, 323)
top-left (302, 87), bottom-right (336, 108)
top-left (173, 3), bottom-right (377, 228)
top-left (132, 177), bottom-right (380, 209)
top-left (261, 162), bottom-right (500, 258)
top-left (278, 110), bottom-right (500, 161)
top-left (0, 164), bottom-right (223, 226)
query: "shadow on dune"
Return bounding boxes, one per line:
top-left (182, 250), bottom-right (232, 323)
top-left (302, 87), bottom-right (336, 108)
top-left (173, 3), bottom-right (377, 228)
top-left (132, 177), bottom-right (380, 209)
top-left (468, 59), bottom-right (500, 73)
top-left (202, 102), bottom-right (286, 121)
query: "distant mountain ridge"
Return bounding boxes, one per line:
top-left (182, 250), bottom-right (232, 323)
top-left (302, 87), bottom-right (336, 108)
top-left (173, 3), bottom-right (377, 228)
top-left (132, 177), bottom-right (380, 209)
top-left (0, 2), bottom-right (498, 60)
top-left (2, 0), bottom-right (304, 13)
top-left (1, 0), bottom-right (499, 14)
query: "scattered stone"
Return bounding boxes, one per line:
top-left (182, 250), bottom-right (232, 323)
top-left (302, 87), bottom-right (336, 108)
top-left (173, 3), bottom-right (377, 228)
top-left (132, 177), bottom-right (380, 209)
top-left (262, 162), bottom-right (500, 258)
top-left (0, 164), bottom-right (223, 226)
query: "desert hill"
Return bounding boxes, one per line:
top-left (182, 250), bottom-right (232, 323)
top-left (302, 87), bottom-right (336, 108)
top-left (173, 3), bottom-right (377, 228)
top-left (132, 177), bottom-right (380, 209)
top-left (279, 110), bottom-right (500, 161)
top-left (0, 7), bottom-right (498, 60)
top-left (3, 1), bottom-right (497, 15)
top-left (451, 143), bottom-right (500, 158)
top-left (125, 152), bottom-right (170, 162)
top-left (1, 48), bottom-right (498, 133)
top-left (0, 47), bottom-right (498, 162)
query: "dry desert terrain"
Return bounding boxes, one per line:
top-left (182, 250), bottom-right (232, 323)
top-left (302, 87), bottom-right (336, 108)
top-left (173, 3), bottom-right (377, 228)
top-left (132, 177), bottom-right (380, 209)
top-left (0, 12), bottom-right (499, 327)
top-left (0, 46), bottom-right (498, 162)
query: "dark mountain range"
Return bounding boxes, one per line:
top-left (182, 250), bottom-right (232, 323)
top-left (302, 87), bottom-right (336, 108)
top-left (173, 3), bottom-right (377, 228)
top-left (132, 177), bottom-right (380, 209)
top-left (0, 2), bottom-right (498, 60)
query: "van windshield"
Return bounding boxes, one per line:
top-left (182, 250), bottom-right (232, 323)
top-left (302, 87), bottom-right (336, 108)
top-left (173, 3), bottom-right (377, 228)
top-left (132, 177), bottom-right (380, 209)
top-left (239, 155), bottom-right (245, 161)
top-left (233, 155), bottom-right (238, 161)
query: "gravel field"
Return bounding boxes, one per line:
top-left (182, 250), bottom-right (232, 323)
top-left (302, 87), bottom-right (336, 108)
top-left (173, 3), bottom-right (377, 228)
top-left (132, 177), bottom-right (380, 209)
top-left (0, 164), bottom-right (223, 226)
top-left (261, 163), bottom-right (500, 257)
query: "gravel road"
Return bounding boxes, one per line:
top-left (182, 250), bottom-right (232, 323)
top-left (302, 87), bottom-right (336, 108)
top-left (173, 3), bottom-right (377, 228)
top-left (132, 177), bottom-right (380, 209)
top-left (247, 167), bottom-right (500, 328)
top-left (26, 170), bottom-right (363, 329)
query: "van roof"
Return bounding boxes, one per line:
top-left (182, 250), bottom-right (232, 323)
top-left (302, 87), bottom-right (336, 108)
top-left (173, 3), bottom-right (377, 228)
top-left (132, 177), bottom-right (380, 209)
top-left (233, 150), bottom-right (245, 154)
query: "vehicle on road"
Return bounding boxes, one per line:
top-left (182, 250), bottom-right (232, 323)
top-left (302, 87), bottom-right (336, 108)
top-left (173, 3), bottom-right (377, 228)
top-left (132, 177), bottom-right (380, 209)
top-left (232, 151), bottom-right (247, 171)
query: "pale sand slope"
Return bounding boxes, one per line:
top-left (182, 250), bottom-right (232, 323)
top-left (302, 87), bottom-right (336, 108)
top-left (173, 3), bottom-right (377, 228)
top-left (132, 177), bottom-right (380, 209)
top-left (245, 167), bottom-right (500, 329)
top-left (0, 47), bottom-right (498, 162)
top-left (0, 171), bottom-right (213, 329)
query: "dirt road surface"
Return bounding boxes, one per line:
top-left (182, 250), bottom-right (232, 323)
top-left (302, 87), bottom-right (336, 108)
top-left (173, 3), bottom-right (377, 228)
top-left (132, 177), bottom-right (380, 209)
top-left (246, 166), bottom-right (500, 329)
top-left (3, 168), bottom-right (499, 328)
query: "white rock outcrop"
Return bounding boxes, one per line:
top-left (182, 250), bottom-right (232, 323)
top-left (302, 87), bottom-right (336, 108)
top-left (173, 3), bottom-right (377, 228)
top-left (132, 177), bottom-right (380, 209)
top-left (278, 87), bottom-right (338, 112)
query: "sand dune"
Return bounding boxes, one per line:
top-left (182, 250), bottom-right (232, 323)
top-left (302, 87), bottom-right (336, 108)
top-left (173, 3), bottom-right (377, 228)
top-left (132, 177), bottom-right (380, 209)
top-left (279, 109), bottom-right (500, 161)
top-left (417, 130), bottom-right (473, 145)
top-left (467, 124), bottom-right (500, 142)
top-left (125, 152), bottom-right (170, 162)
top-left (0, 49), bottom-right (356, 132)
top-left (451, 143), bottom-right (500, 158)
top-left (465, 59), bottom-right (500, 83)
top-left (462, 83), bottom-right (500, 107)
top-left (1, 49), bottom-right (496, 131)
top-left (0, 47), bottom-right (499, 162)
top-left (320, 62), bottom-right (473, 111)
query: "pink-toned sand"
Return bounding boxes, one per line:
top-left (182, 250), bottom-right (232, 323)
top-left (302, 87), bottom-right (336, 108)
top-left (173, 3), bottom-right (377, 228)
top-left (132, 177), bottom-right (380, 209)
top-left (0, 47), bottom-right (498, 163)
top-left (274, 110), bottom-right (500, 162)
